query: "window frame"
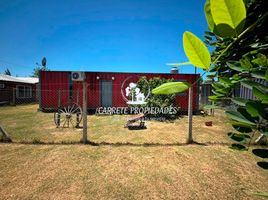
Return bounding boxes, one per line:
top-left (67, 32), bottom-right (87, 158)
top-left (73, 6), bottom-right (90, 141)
top-left (16, 85), bottom-right (32, 98)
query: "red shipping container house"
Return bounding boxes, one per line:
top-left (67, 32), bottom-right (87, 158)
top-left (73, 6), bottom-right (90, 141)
top-left (39, 71), bottom-right (200, 112)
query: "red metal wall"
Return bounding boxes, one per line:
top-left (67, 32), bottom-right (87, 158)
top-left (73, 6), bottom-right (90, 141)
top-left (40, 71), bottom-right (69, 108)
top-left (40, 71), bottom-right (200, 111)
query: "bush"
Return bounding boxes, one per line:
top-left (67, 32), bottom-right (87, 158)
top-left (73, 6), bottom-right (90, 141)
top-left (131, 77), bottom-right (179, 120)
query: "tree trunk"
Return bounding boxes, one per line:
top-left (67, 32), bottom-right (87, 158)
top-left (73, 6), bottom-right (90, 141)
top-left (187, 87), bottom-right (193, 144)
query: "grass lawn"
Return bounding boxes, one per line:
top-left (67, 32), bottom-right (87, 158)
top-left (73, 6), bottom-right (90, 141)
top-left (0, 104), bottom-right (233, 144)
top-left (0, 104), bottom-right (267, 199)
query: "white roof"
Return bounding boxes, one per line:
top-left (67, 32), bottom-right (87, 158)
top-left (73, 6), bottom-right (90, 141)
top-left (0, 74), bottom-right (39, 84)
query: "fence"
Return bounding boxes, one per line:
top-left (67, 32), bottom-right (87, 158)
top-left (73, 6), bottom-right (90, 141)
top-left (238, 79), bottom-right (268, 100)
top-left (199, 79), bottom-right (268, 107)
top-left (199, 83), bottom-right (213, 106)
top-left (1, 80), bottom-right (266, 146)
top-left (0, 85), bottom-right (211, 143)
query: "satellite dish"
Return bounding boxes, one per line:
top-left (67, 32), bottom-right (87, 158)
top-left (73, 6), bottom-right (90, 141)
top-left (42, 57), bottom-right (47, 67)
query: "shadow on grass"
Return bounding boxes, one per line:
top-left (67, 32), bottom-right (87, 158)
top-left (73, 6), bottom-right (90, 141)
top-left (1, 140), bottom-right (236, 147)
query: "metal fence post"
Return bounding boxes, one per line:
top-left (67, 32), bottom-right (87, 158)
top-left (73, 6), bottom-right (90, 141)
top-left (187, 87), bottom-right (193, 144)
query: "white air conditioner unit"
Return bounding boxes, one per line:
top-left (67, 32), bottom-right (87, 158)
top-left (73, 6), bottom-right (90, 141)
top-left (71, 72), bottom-right (85, 81)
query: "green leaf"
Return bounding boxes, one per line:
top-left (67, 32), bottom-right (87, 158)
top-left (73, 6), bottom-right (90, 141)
top-left (240, 58), bottom-right (252, 70)
top-left (231, 98), bottom-right (247, 106)
top-left (210, 0), bottom-right (246, 37)
top-left (225, 111), bottom-right (256, 125)
top-left (203, 104), bottom-right (222, 109)
top-left (252, 192), bottom-right (268, 198)
top-left (228, 132), bottom-right (250, 142)
top-left (238, 107), bottom-right (258, 121)
top-left (265, 69), bottom-right (268, 82)
top-left (246, 101), bottom-right (263, 117)
top-left (252, 149), bottom-right (268, 159)
top-left (253, 87), bottom-right (268, 101)
top-left (230, 143), bottom-right (247, 151)
top-left (204, 0), bottom-right (216, 31)
top-left (152, 82), bottom-right (191, 95)
top-left (212, 82), bottom-right (226, 90)
top-left (232, 124), bottom-right (253, 133)
top-left (252, 53), bottom-right (268, 67)
top-left (251, 72), bottom-right (266, 80)
top-left (208, 95), bottom-right (223, 101)
top-left (166, 62), bottom-right (191, 67)
top-left (262, 99), bottom-right (268, 104)
top-left (241, 80), bottom-right (266, 90)
top-left (204, 35), bottom-right (213, 41)
top-left (229, 121), bottom-right (254, 129)
top-left (232, 74), bottom-right (242, 81)
top-left (257, 162), bottom-right (268, 170)
top-left (260, 128), bottom-right (268, 136)
top-left (215, 88), bottom-right (230, 95)
top-left (227, 62), bottom-right (245, 72)
top-left (219, 77), bottom-right (233, 85)
top-left (204, 31), bottom-right (215, 36)
top-left (183, 31), bottom-right (211, 70)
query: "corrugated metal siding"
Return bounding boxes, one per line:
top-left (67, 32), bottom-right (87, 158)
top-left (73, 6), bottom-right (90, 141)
top-left (199, 79), bottom-right (268, 106)
top-left (238, 79), bottom-right (268, 100)
top-left (40, 71), bottom-right (69, 108)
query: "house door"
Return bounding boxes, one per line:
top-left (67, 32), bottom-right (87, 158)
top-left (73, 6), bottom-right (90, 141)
top-left (101, 80), bottom-right (113, 107)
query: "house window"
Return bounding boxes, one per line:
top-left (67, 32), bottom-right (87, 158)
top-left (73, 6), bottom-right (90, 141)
top-left (0, 83), bottom-right (4, 89)
top-left (16, 85), bottom-right (32, 98)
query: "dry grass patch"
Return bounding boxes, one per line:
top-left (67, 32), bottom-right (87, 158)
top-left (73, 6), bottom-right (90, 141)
top-left (1, 104), bottom-right (267, 199)
top-left (0, 144), bottom-right (267, 199)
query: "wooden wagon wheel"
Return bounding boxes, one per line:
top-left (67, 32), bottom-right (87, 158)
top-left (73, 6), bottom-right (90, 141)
top-left (54, 103), bottom-right (82, 128)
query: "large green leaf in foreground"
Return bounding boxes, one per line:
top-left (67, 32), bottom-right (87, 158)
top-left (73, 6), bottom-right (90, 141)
top-left (204, 0), bottom-right (215, 31)
top-left (152, 82), bottom-right (191, 95)
top-left (225, 110), bottom-right (256, 125)
top-left (183, 31), bottom-right (211, 71)
top-left (210, 0), bottom-right (246, 37)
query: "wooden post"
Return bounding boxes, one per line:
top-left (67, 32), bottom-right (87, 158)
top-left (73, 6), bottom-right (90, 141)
top-left (81, 81), bottom-right (88, 144)
top-left (187, 87), bottom-right (193, 144)
top-left (0, 125), bottom-right (12, 143)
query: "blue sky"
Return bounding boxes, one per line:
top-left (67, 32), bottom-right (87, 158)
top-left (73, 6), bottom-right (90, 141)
top-left (0, 0), bottom-right (208, 76)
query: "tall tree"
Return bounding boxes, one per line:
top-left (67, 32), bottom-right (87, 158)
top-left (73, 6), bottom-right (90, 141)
top-left (4, 68), bottom-right (11, 76)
